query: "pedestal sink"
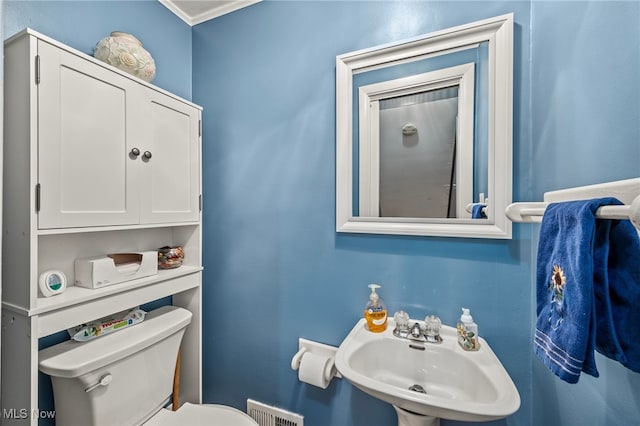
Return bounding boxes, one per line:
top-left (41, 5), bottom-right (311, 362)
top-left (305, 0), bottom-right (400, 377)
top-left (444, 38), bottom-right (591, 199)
top-left (335, 318), bottom-right (520, 426)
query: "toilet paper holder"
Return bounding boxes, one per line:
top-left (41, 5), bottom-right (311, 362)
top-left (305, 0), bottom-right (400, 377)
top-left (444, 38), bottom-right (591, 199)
top-left (291, 338), bottom-right (342, 381)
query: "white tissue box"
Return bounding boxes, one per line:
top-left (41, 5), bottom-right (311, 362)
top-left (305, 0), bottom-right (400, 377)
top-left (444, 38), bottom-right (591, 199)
top-left (74, 251), bottom-right (158, 289)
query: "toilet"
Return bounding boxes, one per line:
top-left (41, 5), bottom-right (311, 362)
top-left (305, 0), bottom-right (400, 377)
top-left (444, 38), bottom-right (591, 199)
top-left (39, 306), bottom-right (258, 426)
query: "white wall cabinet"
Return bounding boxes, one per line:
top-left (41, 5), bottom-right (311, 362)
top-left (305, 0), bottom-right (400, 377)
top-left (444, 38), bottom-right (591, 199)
top-left (138, 89), bottom-right (201, 225)
top-left (2, 29), bottom-right (203, 425)
top-left (37, 39), bottom-right (200, 230)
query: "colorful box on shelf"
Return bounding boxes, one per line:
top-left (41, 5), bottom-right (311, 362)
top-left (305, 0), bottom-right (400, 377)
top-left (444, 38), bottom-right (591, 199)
top-left (75, 251), bottom-right (158, 289)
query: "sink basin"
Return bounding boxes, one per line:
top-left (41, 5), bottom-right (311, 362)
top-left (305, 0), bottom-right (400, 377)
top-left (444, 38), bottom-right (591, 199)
top-left (335, 319), bottom-right (520, 423)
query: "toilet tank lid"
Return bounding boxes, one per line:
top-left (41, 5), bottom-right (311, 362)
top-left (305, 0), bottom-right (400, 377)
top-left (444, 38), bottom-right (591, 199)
top-left (38, 306), bottom-right (192, 378)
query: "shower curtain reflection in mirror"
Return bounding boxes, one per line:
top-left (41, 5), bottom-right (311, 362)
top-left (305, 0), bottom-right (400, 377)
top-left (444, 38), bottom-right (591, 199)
top-left (379, 87), bottom-right (459, 218)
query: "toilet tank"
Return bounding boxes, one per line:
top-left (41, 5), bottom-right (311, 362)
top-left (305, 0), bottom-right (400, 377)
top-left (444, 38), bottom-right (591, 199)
top-left (39, 306), bottom-right (192, 426)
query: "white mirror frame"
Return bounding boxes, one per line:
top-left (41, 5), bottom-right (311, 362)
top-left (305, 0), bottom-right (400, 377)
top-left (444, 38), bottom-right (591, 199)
top-left (336, 13), bottom-right (513, 238)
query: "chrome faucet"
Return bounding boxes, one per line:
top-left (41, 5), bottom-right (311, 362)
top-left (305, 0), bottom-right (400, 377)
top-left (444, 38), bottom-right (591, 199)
top-left (392, 311), bottom-right (443, 343)
top-left (409, 322), bottom-right (423, 339)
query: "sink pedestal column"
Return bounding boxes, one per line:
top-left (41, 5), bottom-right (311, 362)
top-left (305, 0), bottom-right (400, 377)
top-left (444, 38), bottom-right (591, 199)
top-left (393, 406), bottom-right (440, 426)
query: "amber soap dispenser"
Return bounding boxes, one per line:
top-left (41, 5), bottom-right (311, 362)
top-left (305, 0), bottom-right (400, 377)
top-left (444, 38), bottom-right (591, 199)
top-left (364, 284), bottom-right (388, 332)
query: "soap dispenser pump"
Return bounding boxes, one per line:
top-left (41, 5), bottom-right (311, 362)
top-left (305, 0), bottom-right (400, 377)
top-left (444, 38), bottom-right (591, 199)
top-left (457, 308), bottom-right (479, 351)
top-left (364, 284), bottom-right (388, 333)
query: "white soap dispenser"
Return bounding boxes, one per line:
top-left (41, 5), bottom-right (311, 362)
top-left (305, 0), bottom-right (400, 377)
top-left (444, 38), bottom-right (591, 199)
top-left (457, 308), bottom-right (479, 351)
top-left (364, 284), bottom-right (388, 333)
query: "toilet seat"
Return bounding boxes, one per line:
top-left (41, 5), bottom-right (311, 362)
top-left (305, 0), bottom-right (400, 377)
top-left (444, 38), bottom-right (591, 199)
top-left (144, 403), bottom-right (259, 426)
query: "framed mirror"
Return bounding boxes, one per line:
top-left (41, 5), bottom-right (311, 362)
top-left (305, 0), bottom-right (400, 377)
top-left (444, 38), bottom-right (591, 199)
top-left (336, 14), bottom-right (513, 238)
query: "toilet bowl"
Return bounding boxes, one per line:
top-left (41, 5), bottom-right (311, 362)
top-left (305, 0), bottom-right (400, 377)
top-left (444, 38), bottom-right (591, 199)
top-left (39, 306), bottom-right (257, 426)
top-left (145, 403), bottom-right (256, 426)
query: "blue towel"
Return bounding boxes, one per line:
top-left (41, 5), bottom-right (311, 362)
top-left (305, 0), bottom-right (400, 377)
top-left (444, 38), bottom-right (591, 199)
top-left (534, 197), bottom-right (640, 383)
top-left (472, 204), bottom-right (487, 219)
top-left (592, 206), bottom-right (640, 373)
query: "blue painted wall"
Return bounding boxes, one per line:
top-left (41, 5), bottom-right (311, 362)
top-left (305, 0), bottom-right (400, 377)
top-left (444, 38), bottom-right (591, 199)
top-left (193, 2), bottom-right (533, 426)
top-left (529, 2), bottom-right (640, 426)
top-left (2, 1), bottom-right (639, 425)
top-left (2, 0), bottom-right (192, 100)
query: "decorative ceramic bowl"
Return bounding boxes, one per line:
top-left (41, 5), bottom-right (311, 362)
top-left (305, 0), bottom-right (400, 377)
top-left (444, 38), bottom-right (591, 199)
top-left (94, 31), bottom-right (156, 82)
top-left (157, 246), bottom-right (184, 269)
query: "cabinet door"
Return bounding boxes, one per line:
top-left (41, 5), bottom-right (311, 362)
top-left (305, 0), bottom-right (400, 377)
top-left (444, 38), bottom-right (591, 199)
top-left (138, 91), bottom-right (200, 224)
top-left (37, 40), bottom-right (140, 229)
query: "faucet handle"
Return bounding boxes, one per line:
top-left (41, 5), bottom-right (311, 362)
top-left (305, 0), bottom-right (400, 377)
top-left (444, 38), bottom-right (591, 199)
top-left (393, 311), bottom-right (410, 331)
top-left (424, 315), bottom-right (443, 343)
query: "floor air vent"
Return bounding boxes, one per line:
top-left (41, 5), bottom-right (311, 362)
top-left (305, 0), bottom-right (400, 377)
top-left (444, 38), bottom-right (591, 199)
top-left (247, 399), bottom-right (304, 426)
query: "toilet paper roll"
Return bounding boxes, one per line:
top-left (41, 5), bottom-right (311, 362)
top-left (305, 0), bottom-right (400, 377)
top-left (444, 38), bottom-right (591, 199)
top-left (298, 352), bottom-right (332, 389)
